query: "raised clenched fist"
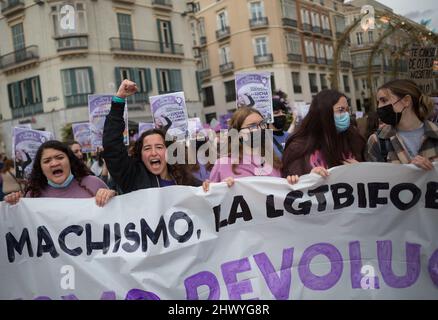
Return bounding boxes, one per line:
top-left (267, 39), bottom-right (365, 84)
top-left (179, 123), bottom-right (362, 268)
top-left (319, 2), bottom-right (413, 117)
top-left (116, 79), bottom-right (138, 99)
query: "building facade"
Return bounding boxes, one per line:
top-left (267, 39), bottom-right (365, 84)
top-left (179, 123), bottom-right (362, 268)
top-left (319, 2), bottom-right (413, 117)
top-left (190, 0), bottom-right (357, 122)
top-left (0, 0), bottom-right (202, 155)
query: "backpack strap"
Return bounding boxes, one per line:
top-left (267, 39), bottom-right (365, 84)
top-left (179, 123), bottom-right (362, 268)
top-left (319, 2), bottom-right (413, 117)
top-left (376, 128), bottom-right (389, 162)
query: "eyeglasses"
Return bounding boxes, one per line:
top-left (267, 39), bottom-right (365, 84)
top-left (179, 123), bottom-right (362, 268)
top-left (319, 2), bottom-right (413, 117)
top-left (240, 121), bottom-right (268, 133)
top-left (334, 106), bottom-right (350, 114)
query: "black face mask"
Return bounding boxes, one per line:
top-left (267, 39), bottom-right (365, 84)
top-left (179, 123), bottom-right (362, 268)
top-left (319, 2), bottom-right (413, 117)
top-left (377, 98), bottom-right (405, 126)
top-left (273, 115), bottom-right (287, 130)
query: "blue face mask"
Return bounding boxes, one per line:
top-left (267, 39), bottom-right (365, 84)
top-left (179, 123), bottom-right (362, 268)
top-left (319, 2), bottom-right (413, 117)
top-left (47, 172), bottom-right (75, 189)
top-left (334, 112), bottom-right (350, 133)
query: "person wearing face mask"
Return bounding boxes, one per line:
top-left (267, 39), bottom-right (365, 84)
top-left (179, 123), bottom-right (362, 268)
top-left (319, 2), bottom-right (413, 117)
top-left (269, 98), bottom-right (289, 159)
top-left (102, 80), bottom-right (202, 194)
top-left (207, 107), bottom-right (299, 186)
top-left (4, 140), bottom-right (115, 207)
top-left (366, 79), bottom-right (438, 170)
top-left (282, 89), bottom-right (366, 177)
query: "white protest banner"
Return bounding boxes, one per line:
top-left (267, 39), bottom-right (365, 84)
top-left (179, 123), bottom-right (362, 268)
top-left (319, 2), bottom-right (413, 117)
top-left (187, 118), bottom-right (203, 140)
top-left (236, 72), bottom-right (273, 123)
top-left (1, 163), bottom-right (438, 300)
top-left (72, 122), bottom-right (94, 153)
top-left (149, 92), bottom-right (188, 139)
top-left (408, 46), bottom-right (437, 95)
top-left (89, 94), bottom-right (129, 149)
top-left (12, 127), bottom-right (54, 179)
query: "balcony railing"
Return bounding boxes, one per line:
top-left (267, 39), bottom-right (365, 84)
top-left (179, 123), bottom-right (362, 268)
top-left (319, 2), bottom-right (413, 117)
top-left (312, 26), bottom-right (322, 34)
top-left (56, 35), bottom-right (88, 52)
top-left (127, 92), bottom-right (148, 109)
top-left (317, 57), bottom-right (327, 65)
top-left (65, 94), bottom-right (89, 108)
top-left (293, 85), bottom-right (302, 93)
top-left (151, 0), bottom-right (172, 9)
top-left (327, 59), bottom-right (334, 65)
top-left (109, 38), bottom-right (184, 55)
top-left (0, 45), bottom-right (39, 70)
top-left (200, 36), bottom-right (207, 46)
top-left (225, 93), bottom-right (235, 102)
top-left (216, 26), bottom-right (230, 41)
top-left (340, 61), bottom-right (351, 68)
top-left (200, 69), bottom-right (211, 79)
top-left (310, 85), bottom-right (319, 93)
top-left (254, 54), bottom-right (273, 65)
top-left (112, 0), bottom-right (135, 4)
top-left (282, 18), bottom-right (298, 28)
top-left (287, 53), bottom-right (302, 63)
top-left (219, 62), bottom-right (234, 74)
top-left (307, 56), bottom-right (316, 64)
top-left (335, 31), bottom-right (343, 38)
top-left (11, 102), bottom-right (43, 119)
top-left (323, 29), bottom-right (332, 37)
top-left (249, 17), bottom-right (269, 29)
top-left (303, 23), bottom-right (312, 32)
top-left (1, 0), bottom-right (24, 17)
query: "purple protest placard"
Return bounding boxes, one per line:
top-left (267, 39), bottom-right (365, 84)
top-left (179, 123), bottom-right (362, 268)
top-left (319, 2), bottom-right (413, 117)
top-left (72, 122), bottom-right (94, 153)
top-left (149, 92), bottom-right (188, 138)
top-left (235, 72), bottom-right (273, 123)
top-left (12, 127), bottom-right (54, 179)
top-left (88, 94), bottom-right (128, 148)
top-left (219, 112), bottom-right (233, 130)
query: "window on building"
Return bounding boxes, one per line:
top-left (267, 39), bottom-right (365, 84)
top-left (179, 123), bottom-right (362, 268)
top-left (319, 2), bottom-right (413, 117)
top-left (198, 18), bottom-right (206, 37)
top-left (281, 0), bottom-right (297, 20)
top-left (286, 33), bottom-right (302, 54)
top-left (8, 76), bottom-right (42, 109)
top-left (322, 15), bottom-right (330, 30)
top-left (311, 12), bottom-right (320, 27)
top-left (115, 67), bottom-right (152, 93)
top-left (61, 68), bottom-right (94, 107)
top-left (156, 69), bottom-right (183, 94)
top-left (301, 9), bottom-right (309, 24)
top-left (117, 13), bottom-right (133, 50)
top-left (157, 19), bottom-right (174, 53)
top-left (12, 23), bottom-right (25, 51)
top-left (254, 37), bottom-right (268, 56)
top-left (203, 86), bottom-right (215, 107)
top-left (305, 39), bottom-right (315, 57)
top-left (200, 51), bottom-right (209, 70)
top-left (356, 32), bottom-right (363, 45)
top-left (343, 75), bottom-right (350, 93)
top-left (292, 72), bottom-right (302, 93)
top-left (219, 46), bottom-right (231, 64)
top-left (309, 73), bottom-right (318, 93)
top-left (250, 1), bottom-right (264, 19)
top-left (368, 31), bottom-right (374, 43)
top-left (217, 11), bottom-right (228, 30)
top-left (320, 74), bottom-right (328, 89)
top-left (334, 15), bottom-right (345, 33)
top-left (224, 80), bottom-right (236, 102)
top-left (325, 44), bottom-right (333, 60)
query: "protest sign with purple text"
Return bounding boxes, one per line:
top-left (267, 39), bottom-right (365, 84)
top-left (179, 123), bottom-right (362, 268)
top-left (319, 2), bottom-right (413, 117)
top-left (72, 123), bottom-right (93, 153)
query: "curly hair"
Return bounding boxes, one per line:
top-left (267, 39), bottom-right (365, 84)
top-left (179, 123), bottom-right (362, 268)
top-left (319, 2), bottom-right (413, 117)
top-left (26, 140), bottom-right (94, 198)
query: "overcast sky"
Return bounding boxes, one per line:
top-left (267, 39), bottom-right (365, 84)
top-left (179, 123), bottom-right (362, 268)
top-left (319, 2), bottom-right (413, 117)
top-left (346, 0), bottom-right (438, 31)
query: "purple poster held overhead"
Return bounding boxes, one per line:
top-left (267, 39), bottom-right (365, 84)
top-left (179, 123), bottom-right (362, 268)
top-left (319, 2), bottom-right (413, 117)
top-left (12, 127), bottom-right (54, 179)
top-left (88, 94), bottom-right (128, 149)
top-left (149, 92), bottom-right (188, 138)
top-left (235, 72), bottom-right (273, 123)
top-left (72, 122), bottom-right (93, 153)
top-left (138, 122), bottom-right (155, 136)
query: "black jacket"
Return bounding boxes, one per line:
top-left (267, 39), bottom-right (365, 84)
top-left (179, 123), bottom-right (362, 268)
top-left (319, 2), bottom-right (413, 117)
top-left (102, 99), bottom-right (159, 193)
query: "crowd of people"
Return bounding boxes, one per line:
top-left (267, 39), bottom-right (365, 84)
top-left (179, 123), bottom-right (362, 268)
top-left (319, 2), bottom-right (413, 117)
top-left (1, 78), bottom-right (437, 206)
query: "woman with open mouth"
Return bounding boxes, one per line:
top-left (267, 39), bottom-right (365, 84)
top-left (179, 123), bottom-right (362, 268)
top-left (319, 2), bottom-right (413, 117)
top-left (102, 80), bottom-right (202, 194)
top-left (4, 141), bottom-right (115, 207)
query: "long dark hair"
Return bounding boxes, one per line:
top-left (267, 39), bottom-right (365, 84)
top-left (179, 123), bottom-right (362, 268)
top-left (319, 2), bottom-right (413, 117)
top-left (132, 129), bottom-right (201, 186)
top-left (282, 89), bottom-right (366, 176)
top-left (26, 140), bottom-right (93, 197)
